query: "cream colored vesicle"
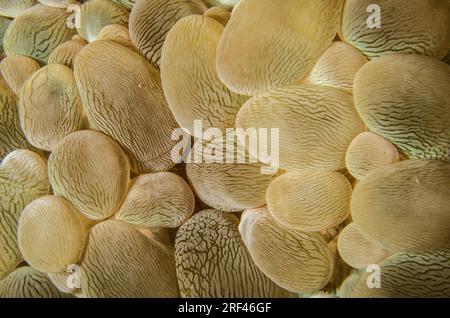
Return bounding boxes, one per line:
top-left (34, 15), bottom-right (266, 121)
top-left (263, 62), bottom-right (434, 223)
top-left (19, 64), bottom-right (86, 152)
top-left (217, 0), bottom-right (344, 95)
top-left (186, 136), bottom-right (277, 212)
top-left (0, 0), bottom-right (447, 299)
top-left (3, 4), bottom-right (76, 64)
top-left (342, 0), bottom-right (450, 59)
top-left (0, 266), bottom-right (73, 298)
top-left (80, 220), bottom-right (180, 298)
top-left (116, 172), bottom-right (195, 228)
top-left (303, 41), bottom-right (367, 93)
top-left (0, 0), bottom-right (36, 18)
top-left (130, 0), bottom-right (207, 68)
top-left (337, 223), bottom-right (392, 269)
top-left (17, 196), bottom-right (89, 273)
top-left (77, 0), bottom-right (129, 43)
top-left (345, 132), bottom-right (400, 180)
top-left (266, 171), bottom-right (352, 232)
top-left (48, 130), bottom-right (130, 221)
top-left (74, 40), bottom-right (180, 174)
top-left (175, 209), bottom-right (294, 298)
top-left (354, 54), bottom-right (450, 161)
top-left (161, 15), bottom-right (247, 135)
top-left (48, 36), bottom-right (87, 69)
top-left (236, 84), bottom-right (365, 172)
top-left (0, 150), bottom-right (50, 280)
top-left (239, 208), bottom-right (334, 294)
top-left (0, 55), bottom-right (40, 95)
top-left (353, 249), bottom-right (450, 298)
top-left (97, 24), bottom-right (133, 48)
top-left (351, 160), bottom-right (450, 252)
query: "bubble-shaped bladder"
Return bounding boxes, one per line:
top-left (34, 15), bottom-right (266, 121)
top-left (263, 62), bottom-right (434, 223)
top-left (303, 41), bottom-right (367, 93)
top-left (129, 0), bottom-right (206, 68)
top-left (217, 0), bottom-right (343, 95)
top-left (116, 172), bottom-right (195, 228)
top-left (80, 220), bottom-right (180, 297)
top-left (345, 132), bottom-right (400, 180)
top-left (0, 266), bottom-right (73, 298)
top-left (3, 4), bottom-right (76, 64)
top-left (266, 171), bottom-right (352, 232)
top-left (353, 249), bottom-right (450, 298)
top-left (0, 0), bottom-right (36, 18)
top-left (74, 39), bottom-right (180, 174)
top-left (77, 0), bottom-right (129, 42)
top-left (342, 0), bottom-right (450, 59)
top-left (186, 136), bottom-right (277, 212)
top-left (0, 150), bottom-right (49, 279)
top-left (354, 54), bottom-right (450, 161)
top-left (175, 209), bottom-right (293, 297)
top-left (161, 14), bottom-right (247, 135)
top-left (48, 36), bottom-right (87, 69)
top-left (351, 159), bottom-right (450, 252)
top-left (19, 64), bottom-right (86, 152)
top-left (48, 130), bottom-right (130, 221)
top-left (337, 223), bottom-right (392, 269)
top-left (236, 84), bottom-right (365, 172)
top-left (240, 208), bottom-right (334, 294)
top-left (17, 195), bottom-right (89, 273)
top-left (0, 55), bottom-right (40, 95)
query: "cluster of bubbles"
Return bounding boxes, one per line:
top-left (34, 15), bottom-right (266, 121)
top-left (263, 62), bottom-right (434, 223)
top-left (0, 0), bottom-right (449, 298)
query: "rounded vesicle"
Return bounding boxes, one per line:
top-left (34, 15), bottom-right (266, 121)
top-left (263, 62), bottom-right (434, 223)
top-left (19, 64), bottom-right (86, 152)
top-left (80, 220), bottom-right (180, 297)
top-left (74, 40), bottom-right (180, 174)
top-left (267, 171), bottom-right (352, 232)
top-left (342, 0), bottom-right (450, 59)
top-left (161, 15), bottom-right (247, 135)
top-left (351, 159), bottom-right (450, 252)
top-left (18, 195), bottom-right (89, 273)
top-left (0, 74), bottom-right (35, 161)
top-left (354, 54), bottom-right (450, 161)
top-left (0, 55), bottom-right (40, 95)
top-left (240, 208), bottom-right (334, 294)
top-left (0, 266), bottom-right (72, 298)
top-left (345, 132), bottom-right (400, 180)
top-left (0, 0), bottom-right (36, 18)
top-left (48, 37), bottom-right (87, 69)
top-left (204, 6), bottom-right (230, 26)
top-left (48, 130), bottom-right (130, 221)
top-left (337, 223), bottom-right (392, 269)
top-left (97, 24), bottom-right (133, 47)
top-left (186, 136), bottom-right (277, 212)
top-left (130, 0), bottom-right (206, 68)
top-left (3, 4), bottom-right (76, 64)
top-left (0, 150), bottom-right (49, 279)
top-left (217, 0), bottom-right (344, 95)
top-left (236, 84), bottom-right (365, 172)
top-left (353, 249), bottom-right (450, 298)
top-left (303, 41), bottom-right (367, 93)
top-left (77, 0), bottom-right (129, 42)
top-left (116, 172), bottom-right (195, 228)
top-left (176, 209), bottom-right (293, 297)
